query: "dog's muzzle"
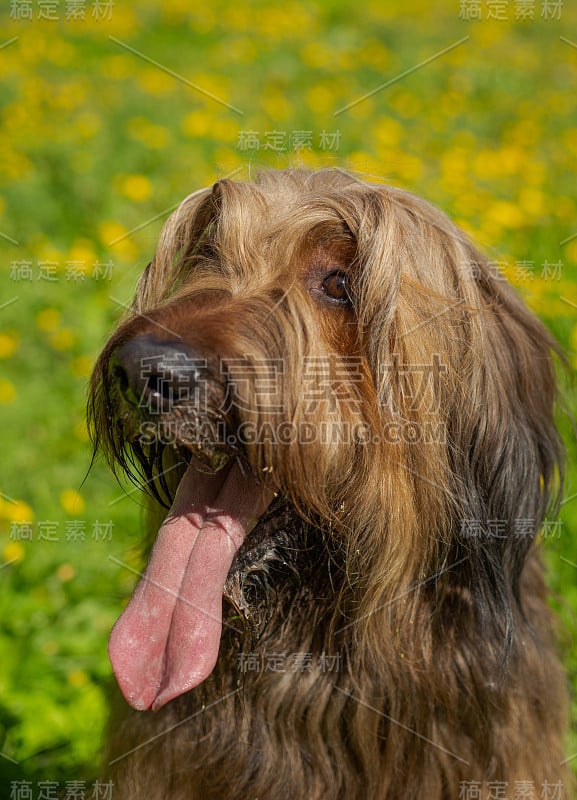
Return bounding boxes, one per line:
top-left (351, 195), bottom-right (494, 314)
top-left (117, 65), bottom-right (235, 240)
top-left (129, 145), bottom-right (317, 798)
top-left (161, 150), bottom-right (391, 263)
top-left (109, 334), bottom-right (237, 469)
top-left (106, 334), bottom-right (276, 710)
top-left (110, 335), bottom-right (210, 413)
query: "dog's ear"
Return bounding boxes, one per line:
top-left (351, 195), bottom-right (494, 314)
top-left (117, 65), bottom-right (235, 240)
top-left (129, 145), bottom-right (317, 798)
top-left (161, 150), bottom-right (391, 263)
top-left (448, 236), bottom-right (563, 597)
top-left (352, 186), bottom-right (563, 650)
top-left (133, 187), bottom-right (215, 311)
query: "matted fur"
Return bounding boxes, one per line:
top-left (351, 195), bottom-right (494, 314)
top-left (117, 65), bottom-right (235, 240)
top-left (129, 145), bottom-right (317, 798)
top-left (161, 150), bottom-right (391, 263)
top-left (89, 168), bottom-right (570, 799)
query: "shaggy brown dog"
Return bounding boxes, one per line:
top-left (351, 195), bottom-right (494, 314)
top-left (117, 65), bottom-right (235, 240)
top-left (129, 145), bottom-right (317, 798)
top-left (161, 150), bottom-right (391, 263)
top-left (89, 169), bottom-right (570, 799)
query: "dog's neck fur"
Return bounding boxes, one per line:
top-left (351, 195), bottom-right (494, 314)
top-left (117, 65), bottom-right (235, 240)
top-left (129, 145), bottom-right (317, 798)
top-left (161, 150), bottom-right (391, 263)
top-left (106, 512), bottom-right (566, 800)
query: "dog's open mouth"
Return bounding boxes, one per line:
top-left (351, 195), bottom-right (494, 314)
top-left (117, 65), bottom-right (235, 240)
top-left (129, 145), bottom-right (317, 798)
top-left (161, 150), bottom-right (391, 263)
top-left (108, 457), bottom-right (275, 712)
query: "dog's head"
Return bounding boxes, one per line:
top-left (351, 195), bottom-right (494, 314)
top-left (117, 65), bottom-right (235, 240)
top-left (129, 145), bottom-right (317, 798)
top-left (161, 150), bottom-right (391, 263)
top-left (89, 168), bottom-right (562, 711)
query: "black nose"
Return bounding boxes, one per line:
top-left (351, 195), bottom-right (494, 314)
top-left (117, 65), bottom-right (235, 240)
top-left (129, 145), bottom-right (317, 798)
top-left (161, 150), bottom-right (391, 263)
top-left (110, 336), bottom-right (205, 414)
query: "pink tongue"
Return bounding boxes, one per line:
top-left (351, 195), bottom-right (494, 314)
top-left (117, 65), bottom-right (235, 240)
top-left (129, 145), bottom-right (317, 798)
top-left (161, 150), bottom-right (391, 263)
top-left (108, 461), bottom-right (273, 711)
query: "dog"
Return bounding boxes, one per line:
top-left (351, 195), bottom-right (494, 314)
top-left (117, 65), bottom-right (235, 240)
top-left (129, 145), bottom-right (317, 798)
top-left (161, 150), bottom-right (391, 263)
top-left (89, 168), bottom-right (570, 799)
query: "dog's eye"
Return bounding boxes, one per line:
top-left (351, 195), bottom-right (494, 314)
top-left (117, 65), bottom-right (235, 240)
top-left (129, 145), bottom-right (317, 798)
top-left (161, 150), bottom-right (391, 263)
top-left (322, 271), bottom-right (351, 305)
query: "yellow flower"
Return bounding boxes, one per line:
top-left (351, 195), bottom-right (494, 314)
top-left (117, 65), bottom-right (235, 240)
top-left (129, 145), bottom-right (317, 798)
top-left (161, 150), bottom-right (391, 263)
top-left (36, 308), bottom-right (61, 332)
top-left (100, 55), bottom-right (133, 80)
top-left (74, 419), bottom-right (89, 442)
top-left (478, 147), bottom-right (524, 179)
top-left (256, 5), bottom-right (313, 39)
top-left (300, 42), bottom-right (334, 70)
top-left (213, 148), bottom-right (243, 173)
top-left (519, 188), bottom-right (544, 217)
top-left (126, 118), bottom-right (169, 149)
top-left (226, 38), bottom-right (258, 63)
top-left (92, 5), bottom-right (137, 33)
top-left (523, 161), bottom-right (545, 186)
top-left (395, 155), bottom-right (423, 182)
top-left (473, 150), bottom-right (499, 179)
top-left (562, 128), bottom-right (577, 158)
top-left (65, 240), bottom-right (97, 275)
top-left (390, 92), bottom-right (420, 118)
top-left (0, 148), bottom-right (32, 180)
top-left (454, 218), bottom-right (479, 239)
top-left (189, 73), bottom-right (230, 104)
top-left (0, 379), bottom-right (16, 404)
top-left (99, 220), bottom-right (127, 245)
top-left (440, 149), bottom-right (473, 197)
top-left (554, 197), bottom-right (575, 221)
top-left (346, 151), bottom-right (383, 178)
top-left (6, 500), bottom-right (34, 522)
top-left (3, 541), bottom-right (25, 563)
top-left (306, 85), bottom-right (335, 115)
top-left (563, 238), bottom-right (577, 263)
top-left (347, 96), bottom-right (374, 120)
top-left (75, 112), bottom-right (101, 140)
top-left (53, 81), bottom-right (86, 111)
top-left (46, 38), bottom-right (75, 67)
top-left (20, 28), bottom-right (47, 64)
top-left (293, 149), bottom-right (324, 170)
top-left (138, 69), bottom-right (174, 97)
top-left (57, 563), bottom-right (76, 582)
top-left (212, 118), bottom-right (239, 143)
top-left (60, 489), bottom-right (85, 515)
top-left (162, 0), bottom-right (194, 22)
top-left (223, 3), bottom-right (245, 33)
top-left (182, 110), bottom-right (213, 138)
top-left (118, 174), bottom-right (153, 202)
top-left (99, 221), bottom-right (140, 262)
top-left (0, 332), bottom-right (18, 358)
top-left (484, 201), bottom-right (525, 230)
top-left (507, 117), bottom-right (540, 148)
top-left (491, 147), bottom-right (523, 177)
top-left (50, 328), bottom-right (75, 351)
top-left (33, 242), bottom-right (62, 263)
top-left (373, 118), bottom-right (402, 149)
top-left (359, 41), bottom-right (390, 71)
top-left (71, 355), bottom-right (93, 378)
top-left (262, 92), bottom-right (292, 122)
top-left (67, 669), bottom-right (88, 688)
top-left (472, 21), bottom-right (509, 46)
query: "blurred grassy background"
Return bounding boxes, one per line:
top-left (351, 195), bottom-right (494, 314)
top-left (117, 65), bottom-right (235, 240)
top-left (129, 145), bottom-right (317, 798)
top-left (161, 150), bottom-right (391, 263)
top-left (0, 0), bottom-right (576, 790)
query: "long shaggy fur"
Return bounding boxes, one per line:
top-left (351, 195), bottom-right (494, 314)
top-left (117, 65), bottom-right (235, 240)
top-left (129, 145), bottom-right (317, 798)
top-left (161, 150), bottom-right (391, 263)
top-left (89, 168), bottom-right (570, 799)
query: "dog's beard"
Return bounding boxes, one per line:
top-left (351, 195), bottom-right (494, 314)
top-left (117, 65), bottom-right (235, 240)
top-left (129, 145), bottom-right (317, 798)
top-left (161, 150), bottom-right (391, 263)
top-left (108, 460), bottom-right (275, 711)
